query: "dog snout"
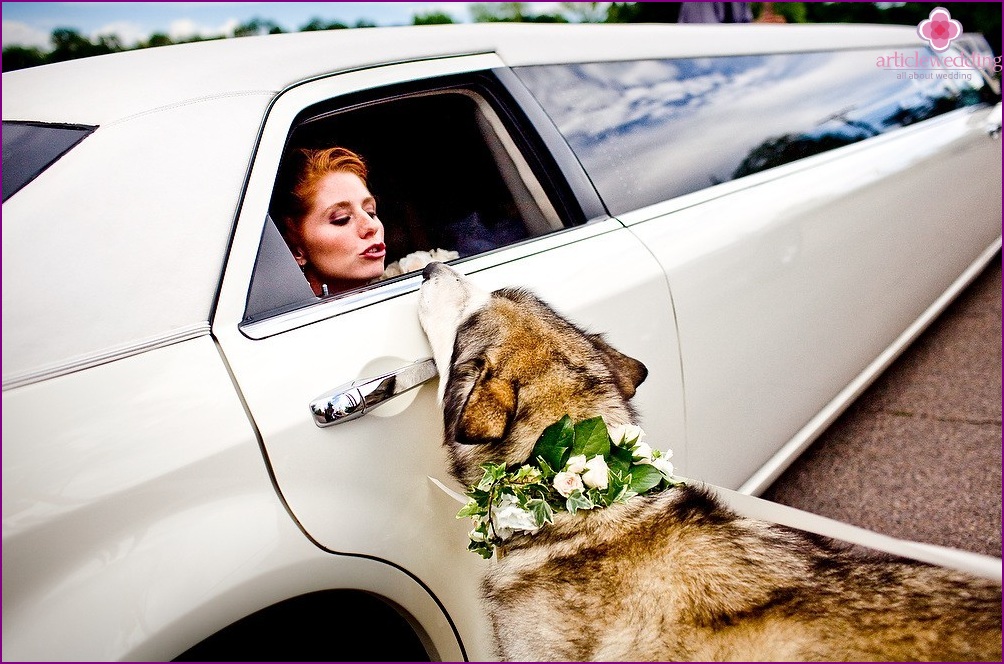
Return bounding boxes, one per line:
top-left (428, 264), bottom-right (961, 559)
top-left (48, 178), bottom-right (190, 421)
top-left (423, 262), bottom-right (449, 281)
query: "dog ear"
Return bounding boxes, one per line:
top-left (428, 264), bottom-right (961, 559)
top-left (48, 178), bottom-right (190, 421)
top-left (589, 335), bottom-right (648, 399)
top-left (457, 366), bottom-right (516, 444)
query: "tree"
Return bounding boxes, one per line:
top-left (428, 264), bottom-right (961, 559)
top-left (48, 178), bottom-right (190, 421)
top-left (2, 45), bottom-right (46, 71)
top-left (604, 2), bottom-right (681, 23)
top-left (143, 33), bottom-right (175, 49)
top-left (559, 2), bottom-right (608, 23)
top-left (233, 18), bottom-right (285, 38)
top-left (299, 18), bottom-right (349, 31)
top-left (412, 11), bottom-right (455, 25)
top-left (49, 27), bottom-right (106, 62)
top-left (470, 2), bottom-right (529, 22)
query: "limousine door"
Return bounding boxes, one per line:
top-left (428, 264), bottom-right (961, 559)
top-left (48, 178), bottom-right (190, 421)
top-left (212, 54), bottom-right (685, 660)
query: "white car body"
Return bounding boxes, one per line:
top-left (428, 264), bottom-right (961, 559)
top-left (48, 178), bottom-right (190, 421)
top-left (3, 23), bottom-right (1001, 661)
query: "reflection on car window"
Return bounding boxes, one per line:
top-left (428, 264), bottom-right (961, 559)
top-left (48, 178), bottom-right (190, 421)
top-left (514, 48), bottom-right (990, 215)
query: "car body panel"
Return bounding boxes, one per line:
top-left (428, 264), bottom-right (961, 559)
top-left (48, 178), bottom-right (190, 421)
top-left (3, 22), bottom-right (1000, 662)
top-left (211, 53), bottom-right (686, 662)
top-left (1, 94), bottom-right (270, 389)
top-left (623, 105), bottom-right (1003, 489)
top-left (1, 335), bottom-right (467, 661)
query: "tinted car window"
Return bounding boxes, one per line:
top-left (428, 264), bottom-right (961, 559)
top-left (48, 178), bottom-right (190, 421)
top-left (2, 122), bottom-right (94, 201)
top-left (514, 48), bottom-right (991, 215)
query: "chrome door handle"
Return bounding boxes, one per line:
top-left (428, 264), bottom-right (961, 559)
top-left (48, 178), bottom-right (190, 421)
top-left (309, 358), bottom-right (438, 427)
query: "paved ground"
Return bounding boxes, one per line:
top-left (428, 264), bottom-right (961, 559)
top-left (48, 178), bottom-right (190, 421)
top-left (763, 255), bottom-right (1002, 559)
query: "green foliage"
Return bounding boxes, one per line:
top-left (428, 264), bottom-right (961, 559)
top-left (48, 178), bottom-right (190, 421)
top-left (2, 45), bottom-right (46, 71)
top-left (233, 18), bottom-right (285, 38)
top-left (412, 11), bottom-right (455, 26)
top-left (469, 2), bottom-right (529, 23)
top-left (300, 18), bottom-right (349, 31)
top-left (457, 415), bottom-right (681, 559)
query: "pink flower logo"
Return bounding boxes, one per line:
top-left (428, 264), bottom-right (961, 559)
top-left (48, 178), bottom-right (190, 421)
top-left (917, 6), bottom-right (962, 52)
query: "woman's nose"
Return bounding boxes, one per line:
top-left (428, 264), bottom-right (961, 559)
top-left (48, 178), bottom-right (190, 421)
top-left (358, 211), bottom-right (380, 236)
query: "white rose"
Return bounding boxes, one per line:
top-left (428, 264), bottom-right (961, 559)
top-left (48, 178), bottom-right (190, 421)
top-left (631, 441), bottom-right (653, 463)
top-left (490, 494), bottom-right (540, 540)
top-left (581, 455), bottom-right (609, 490)
top-left (649, 456), bottom-right (675, 478)
top-left (553, 471), bottom-right (584, 497)
top-left (564, 454), bottom-right (587, 474)
top-left (609, 423), bottom-right (645, 447)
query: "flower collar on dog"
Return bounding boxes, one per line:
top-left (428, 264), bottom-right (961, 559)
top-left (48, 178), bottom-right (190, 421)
top-left (457, 415), bottom-right (682, 559)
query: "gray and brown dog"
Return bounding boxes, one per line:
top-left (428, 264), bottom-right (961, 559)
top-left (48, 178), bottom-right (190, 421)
top-left (419, 262), bottom-right (1001, 662)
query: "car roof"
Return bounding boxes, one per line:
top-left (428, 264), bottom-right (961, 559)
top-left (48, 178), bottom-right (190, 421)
top-left (2, 22), bottom-right (921, 126)
top-left (2, 22), bottom-right (924, 389)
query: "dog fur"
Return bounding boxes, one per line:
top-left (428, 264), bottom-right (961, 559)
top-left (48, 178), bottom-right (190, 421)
top-left (418, 262), bottom-right (1002, 662)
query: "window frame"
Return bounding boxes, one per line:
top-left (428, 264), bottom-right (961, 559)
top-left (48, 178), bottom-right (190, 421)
top-left (232, 57), bottom-right (608, 340)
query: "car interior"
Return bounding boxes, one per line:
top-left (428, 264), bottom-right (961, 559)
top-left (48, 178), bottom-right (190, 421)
top-left (244, 80), bottom-right (570, 324)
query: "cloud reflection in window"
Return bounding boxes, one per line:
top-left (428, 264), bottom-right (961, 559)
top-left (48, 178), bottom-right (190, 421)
top-left (515, 49), bottom-right (983, 216)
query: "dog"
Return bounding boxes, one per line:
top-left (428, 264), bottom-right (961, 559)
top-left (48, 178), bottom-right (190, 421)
top-left (418, 262), bottom-right (1002, 662)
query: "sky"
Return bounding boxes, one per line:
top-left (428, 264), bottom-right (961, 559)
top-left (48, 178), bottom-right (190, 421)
top-left (2, 2), bottom-right (568, 50)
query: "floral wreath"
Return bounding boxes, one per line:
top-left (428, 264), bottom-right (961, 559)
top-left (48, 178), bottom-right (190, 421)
top-left (458, 415), bottom-right (682, 559)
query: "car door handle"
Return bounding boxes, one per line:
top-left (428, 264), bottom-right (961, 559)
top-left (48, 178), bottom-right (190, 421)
top-left (309, 358), bottom-right (438, 427)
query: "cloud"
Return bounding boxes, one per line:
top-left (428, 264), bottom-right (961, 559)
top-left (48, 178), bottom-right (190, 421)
top-left (90, 21), bottom-right (149, 46)
top-left (2, 20), bottom-right (52, 49)
top-left (167, 17), bottom-right (240, 40)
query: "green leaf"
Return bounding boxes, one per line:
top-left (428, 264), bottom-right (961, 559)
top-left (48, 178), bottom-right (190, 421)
top-left (465, 487), bottom-right (490, 504)
top-left (527, 498), bottom-right (554, 526)
top-left (476, 463), bottom-right (505, 491)
top-left (531, 415), bottom-right (574, 473)
top-left (513, 465), bottom-right (543, 484)
top-left (603, 470), bottom-right (629, 506)
top-left (456, 500), bottom-right (483, 519)
top-left (572, 417), bottom-right (611, 459)
top-left (565, 489), bottom-right (594, 514)
top-left (469, 540), bottom-right (495, 559)
top-left (535, 455), bottom-right (557, 477)
top-left (628, 463), bottom-right (665, 494)
top-left (608, 443), bottom-right (634, 475)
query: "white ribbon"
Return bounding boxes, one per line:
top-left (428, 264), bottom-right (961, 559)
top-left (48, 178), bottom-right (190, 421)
top-left (428, 476), bottom-right (469, 505)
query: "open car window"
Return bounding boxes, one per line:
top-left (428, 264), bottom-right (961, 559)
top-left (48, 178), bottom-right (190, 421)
top-left (243, 73), bottom-right (576, 325)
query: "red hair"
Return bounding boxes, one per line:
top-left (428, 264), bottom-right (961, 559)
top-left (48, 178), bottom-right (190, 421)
top-left (274, 146), bottom-right (369, 233)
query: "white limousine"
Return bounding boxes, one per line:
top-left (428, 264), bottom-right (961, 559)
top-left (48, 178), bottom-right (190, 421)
top-left (3, 22), bottom-right (1001, 661)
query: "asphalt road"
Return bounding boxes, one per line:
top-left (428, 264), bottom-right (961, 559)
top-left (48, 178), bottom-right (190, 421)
top-left (762, 255), bottom-right (1002, 559)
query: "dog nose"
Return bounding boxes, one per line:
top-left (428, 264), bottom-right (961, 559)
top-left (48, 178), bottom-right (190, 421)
top-left (422, 262), bottom-right (441, 281)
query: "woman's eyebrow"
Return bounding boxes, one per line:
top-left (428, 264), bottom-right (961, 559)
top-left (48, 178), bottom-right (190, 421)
top-left (319, 201), bottom-right (352, 216)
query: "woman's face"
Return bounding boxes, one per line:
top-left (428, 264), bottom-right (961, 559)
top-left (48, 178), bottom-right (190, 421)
top-left (292, 171), bottom-right (386, 294)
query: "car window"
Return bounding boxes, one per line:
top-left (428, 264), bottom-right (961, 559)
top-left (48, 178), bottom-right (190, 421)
top-left (513, 47), bottom-right (995, 216)
top-left (2, 121), bottom-right (94, 202)
top-left (243, 75), bottom-right (578, 323)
